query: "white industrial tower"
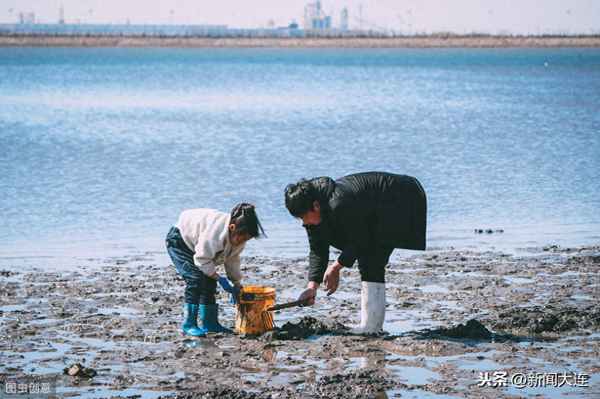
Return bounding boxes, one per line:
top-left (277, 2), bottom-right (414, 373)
top-left (59, 4), bottom-right (65, 24)
top-left (304, 1), bottom-right (321, 30)
top-left (303, 1), bottom-right (332, 30)
top-left (340, 7), bottom-right (349, 30)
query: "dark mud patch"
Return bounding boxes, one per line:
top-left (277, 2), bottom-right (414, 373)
top-left (158, 371), bottom-right (397, 399)
top-left (305, 370), bottom-right (399, 398)
top-left (159, 387), bottom-right (271, 399)
top-left (411, 319), bottom-right (526, 343)
top-left (493, 304), bottom-right (600, 334)
top-left (261, 316), bottom-right (349, 340)
top-left (416, 319), bottom-right (493, 340)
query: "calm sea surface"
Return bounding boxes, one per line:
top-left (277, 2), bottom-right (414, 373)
top-left (1, 47), bottom-right (599, 264)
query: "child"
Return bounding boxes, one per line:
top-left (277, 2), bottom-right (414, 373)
top-left (165, 203), bottom-right (265, 336)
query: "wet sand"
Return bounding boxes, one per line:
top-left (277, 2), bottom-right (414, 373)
top-left (1, 35), bottom-right (600, 48)
top-left (1, 246), bottom-right (599, 398)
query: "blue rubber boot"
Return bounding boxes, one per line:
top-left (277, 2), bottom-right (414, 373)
top-left (182, 303), bottom-right (207, 337)
top-left (199, 304), bottom-right (232, 333)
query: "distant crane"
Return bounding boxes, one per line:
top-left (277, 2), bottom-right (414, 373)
top-left (358, 3), bottom-right (363, 30)
top-left (353, 4), bottom-right (390, 34)
top-left (396, 9), bottom-right (414, 35)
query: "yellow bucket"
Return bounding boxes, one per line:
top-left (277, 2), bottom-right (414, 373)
top-left (235, 285), bottom-right (275, 335)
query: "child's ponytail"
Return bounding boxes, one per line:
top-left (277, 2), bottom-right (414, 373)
top-left (230, 203), bottom-right (266, 239)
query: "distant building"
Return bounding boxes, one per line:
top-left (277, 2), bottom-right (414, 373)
top-left (303, 1), bottom-right (331, 30)
top-left (304, 1), bottom-right (320, 30)
top-left (340, 8), bottom-right (349, 31)
top-left (2, 23), bottom-right (231, 37)
top-left (19, 12), bottom-right (35, 24)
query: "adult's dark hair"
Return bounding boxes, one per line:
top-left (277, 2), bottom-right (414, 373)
top-left (230, 203), bottom-right (266, 238)
top-left (284, 179), bottom-right (317, 218)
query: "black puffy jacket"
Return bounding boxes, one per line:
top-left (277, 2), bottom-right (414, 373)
top-left (304, 171), bottom-right (426, 282)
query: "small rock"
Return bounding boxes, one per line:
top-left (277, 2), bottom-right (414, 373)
top-left (64, 363), bottom-right (97, 378)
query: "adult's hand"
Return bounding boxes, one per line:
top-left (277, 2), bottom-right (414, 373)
top-left (323, 261), bottom-right (343, 296)
top-left (298, 281), bottom-right (319, 306)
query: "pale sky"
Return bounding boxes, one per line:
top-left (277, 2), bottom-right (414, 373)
top-left (2, 0), bottom-right (599, 34)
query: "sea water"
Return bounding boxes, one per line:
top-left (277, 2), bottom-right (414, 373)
top-left (1, 47), bottom-right (599, 264)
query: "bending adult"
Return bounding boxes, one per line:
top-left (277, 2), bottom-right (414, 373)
top-left (284, 171), bottom-right (427, 334)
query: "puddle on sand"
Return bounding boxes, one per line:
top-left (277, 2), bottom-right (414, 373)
top-left (392, 267), bottom-right (422, 274)
top-left (423, 351), bottom-right (500, 370)
top-left (444, 271), bottom-right (489, 278)
top-left (387, 365), bottom-right (441, 385)
top-left (415, 284), bottom-right (450, 294)
top-left (432, 300), bottom-right (464, 311)
top-left (386, 389), bottom-right (460, 399)
top-left (183, 338), bottom-right (220, 349)
top-left (2, 338), bottom-right (109, 376)
top-left (555, 271), bottom-right (583, 278)
top-left (383, 309), bottom-right (442, 335)
top-left (450, 350), bottom-right (516, 372)
top-left (570, 294), bottom-right (594, 301)
top-left (239, 351), bottom-right (327, 386)
top-left (242, 369), bottom-right (301, 387)
top-left (503, 276), bottom-right (535, 284)
top-left (0, 304), bottom-right (29, 312)
top-left (29, 318), bottom-right (63, 327)
top-left (458, 357), bottom-right (509, 371)
top-left (95, 306), bottom-right (140, 317)
top-left (503, 377), bottom-right (598, 399)
top-left (345, 353), bottom-right (440, 386)
top-left (2, 341), bottom-right (72, 370)
top-left (56, 386), bottom-right (171, 399)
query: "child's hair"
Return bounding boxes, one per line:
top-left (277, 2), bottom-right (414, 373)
top-left (230, 203), bottom-right (266, 238)
top-left (284, 179), bottom-right (317, 218)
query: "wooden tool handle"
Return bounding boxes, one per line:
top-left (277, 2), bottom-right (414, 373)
top-left (267, 299), bottom-right (306, 312)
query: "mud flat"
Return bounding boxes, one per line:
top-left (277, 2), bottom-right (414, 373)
top-left (1, 245), bottom-right (599, 398)
top-left (1, 35), bottom-right (600, 48)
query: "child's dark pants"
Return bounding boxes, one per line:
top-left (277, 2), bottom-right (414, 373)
top-left (165, 227), bottom-right (216, 305)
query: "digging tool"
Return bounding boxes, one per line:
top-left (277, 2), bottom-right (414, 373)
top-left (266, 298), bottom-right (310, 312)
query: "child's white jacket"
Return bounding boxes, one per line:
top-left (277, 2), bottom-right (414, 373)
top-left (175, 208), bottom-right (244, 285)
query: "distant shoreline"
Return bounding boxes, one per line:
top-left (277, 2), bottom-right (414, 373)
top-left (1, 35), bottom-right (600, 48)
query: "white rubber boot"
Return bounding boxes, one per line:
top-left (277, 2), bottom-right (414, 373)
top-left (351, 281), bottom-right (386, 335)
